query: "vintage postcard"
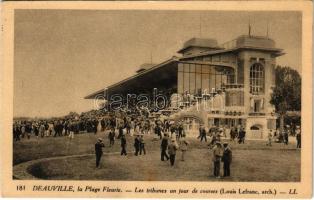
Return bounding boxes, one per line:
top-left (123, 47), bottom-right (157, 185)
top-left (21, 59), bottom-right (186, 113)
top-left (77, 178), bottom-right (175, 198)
top-left (1, 1), bottom-right (312, 198)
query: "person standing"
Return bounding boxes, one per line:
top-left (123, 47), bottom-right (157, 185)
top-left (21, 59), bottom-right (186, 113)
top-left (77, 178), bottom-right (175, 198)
top-left (229, 126), bottom-right (236, 141)
top-left (139, 135), bottom-right (146, 155)
top-left (21, 124), bottom-right (25, 138)
top-left (212, 142), bottom-right (223, 178)
top-left (108, 128), bottom-right (115, 147)
top-left (160, 133), bottom-right (169, 161)
top-left (100, 118), bottom-right (106, 132)
top-left (221, 142), bottom-right (232, 177)
top-left (118, 125), bottom-right (124, 139)
top-left (168, 139), bottom-right (179, 166)
top-left (25, 123), bottom-right (32, 139)
top-left (170, 123), bottom-right (176, 138)
top-left (179, 134), bottom-right (189, 161)
top-left (68, 121), bottom-right (75, 139)
top-left (93, 119), bottom-right (98, 134)
top-left (39, 123), bottom-right (45, 138)
top-left (120, 134), bottom-right (127, 156)
top-left (296, 126), bottom-right (301, 148)
top-left (13, 124), bottom-right (21, 141)
top-left (134, 135), bottom-right (141, 156)
top-left (155, 125), bottom-right (162, 140)
top-left (95, 138), bottom-right (105, 168)
top-left (238, 128), bottom-right (245, 144)
top-left (266, 130), bottom-right (273, 146)
top-left (178, 123), bottom-right (184, 139)
top-left (199, 125), bottom-right (207, 142)
top-left (283, 128), bottom-right (289, 145)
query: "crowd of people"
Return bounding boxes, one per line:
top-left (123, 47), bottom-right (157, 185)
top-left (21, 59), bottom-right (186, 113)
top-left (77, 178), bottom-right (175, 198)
top-left (13, 117), bottom-right (100, 141)
top-left (13, 107), bottom-right (301, 179)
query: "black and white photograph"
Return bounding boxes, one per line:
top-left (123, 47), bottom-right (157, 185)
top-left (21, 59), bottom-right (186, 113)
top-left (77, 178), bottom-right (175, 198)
top-left (1, 1), bottom-right (312, 198)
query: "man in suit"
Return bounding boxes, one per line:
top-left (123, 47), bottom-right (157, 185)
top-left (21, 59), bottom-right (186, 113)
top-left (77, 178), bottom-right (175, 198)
top-left (108, 128), bottom-right (115, 147)
top-left (238, 127), bottom-right (246, 144)
top-left (221, 142), bottom-right (232, 177)
top-left (120, 134), bottom-right (127, 156)
top-left (177, 123), bottom-right (184, 139)
top-left (168, 139), bottom-right (179, 166)
top-left (134, 135), bottom-right (141, 156)
top-left (155, 125), bottom-right (162, 139)
top-left (139, 135), bottom-right (146, 155)
top-left (95, 138), bottom-right (105, 168)
top-left (199, 125), bottom-right (207, 142)
top-left (160, 133), bottom-right (169, 161)
top-left (212, 142), bottom-right (223, 178)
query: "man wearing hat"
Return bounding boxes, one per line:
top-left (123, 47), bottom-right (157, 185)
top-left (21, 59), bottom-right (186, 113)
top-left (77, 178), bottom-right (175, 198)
top-left (95, 138), bottom-right (105, 168)
top-left (134, 134), bottom-right (141, 156)
top-left (221, 142), bottom-right (232, 177)
top-left (139, 135), bottom-right (146, 155)
top-left (120, 134), bottom-right (127, 156)
top-left (160, 133), bottom-right (170, 161)
top-left (108, 128), bottom-right (116, 147)
top-left (284, 125), bottom-right (289, 145)
top-left (212, 142), bottom-right (223, 178)
top-left (168, 138), bottom-right (179, 166)
top-left (199, 125), bottom-right (207, 142)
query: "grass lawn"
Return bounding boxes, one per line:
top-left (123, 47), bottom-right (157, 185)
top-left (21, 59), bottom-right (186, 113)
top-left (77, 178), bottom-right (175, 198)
top-left (13, 130), bottom-right (301, 181)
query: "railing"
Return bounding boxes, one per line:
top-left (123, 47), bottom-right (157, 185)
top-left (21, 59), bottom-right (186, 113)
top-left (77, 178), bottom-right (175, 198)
top-left (249, 112), bottom-right (266, 116)
top-left (223, 84), bottom-right (244, 89)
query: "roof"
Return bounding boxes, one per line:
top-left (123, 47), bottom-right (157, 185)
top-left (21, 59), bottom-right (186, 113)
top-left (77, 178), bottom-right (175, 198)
top-left (177, 38), bottom-right (222, 53)
top-left (180, 35), bottom-right (284, 60)
top-left (136, 63), bottom-right (156, 73)
top-left (84, 57), bottom-right (179, 99)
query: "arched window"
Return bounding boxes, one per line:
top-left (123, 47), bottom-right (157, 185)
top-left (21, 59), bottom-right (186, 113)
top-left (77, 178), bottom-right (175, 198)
top-left (250, 63), bottom-right (264, 94)
top-left (250, 125), bottom-right (260, 130)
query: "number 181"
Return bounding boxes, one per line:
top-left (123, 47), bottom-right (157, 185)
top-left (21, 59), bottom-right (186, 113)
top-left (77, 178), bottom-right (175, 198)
top-left (17, 185), bottom-right (25, 191)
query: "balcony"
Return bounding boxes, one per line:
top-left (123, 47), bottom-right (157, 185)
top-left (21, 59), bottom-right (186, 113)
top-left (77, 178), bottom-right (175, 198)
top-left (223, 84), bottom-right (244, 90)
top-left (249, 112), bottom-right (266, 116)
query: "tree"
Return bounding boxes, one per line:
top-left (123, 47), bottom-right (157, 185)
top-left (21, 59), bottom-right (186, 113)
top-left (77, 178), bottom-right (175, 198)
top-left (270, 66), bottom-right (301, 131)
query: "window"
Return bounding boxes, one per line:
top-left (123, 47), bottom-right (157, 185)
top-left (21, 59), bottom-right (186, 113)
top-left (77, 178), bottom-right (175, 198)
top-left (250, 125), bottom-right (260, 130)
top-left (177, 71), bottom-right (184, 94)
top-left (177, 63), bottom-right (229, 94)
top-left (250, 63), bottom-right (264, 94)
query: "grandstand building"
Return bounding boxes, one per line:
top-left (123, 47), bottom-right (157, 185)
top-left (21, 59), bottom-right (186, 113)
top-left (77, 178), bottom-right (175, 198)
top-left (85, 34), bottom-right (284, 139)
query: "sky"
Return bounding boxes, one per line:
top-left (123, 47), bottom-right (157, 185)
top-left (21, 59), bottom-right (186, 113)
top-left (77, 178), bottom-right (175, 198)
top-left (14, 10), bottom-right (302, 118)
